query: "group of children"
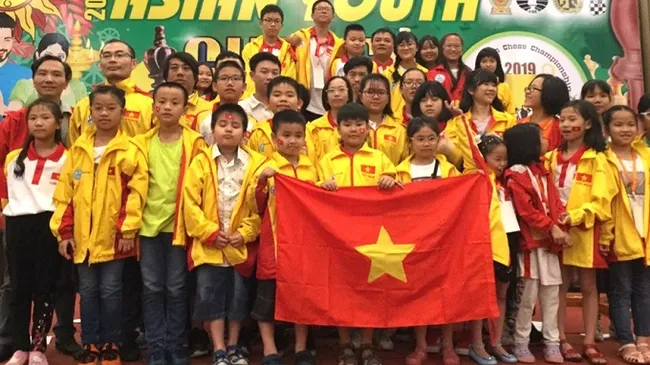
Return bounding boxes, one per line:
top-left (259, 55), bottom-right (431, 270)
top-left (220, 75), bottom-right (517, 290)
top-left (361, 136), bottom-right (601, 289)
top-left (2, 2), bottom-right (650, 365)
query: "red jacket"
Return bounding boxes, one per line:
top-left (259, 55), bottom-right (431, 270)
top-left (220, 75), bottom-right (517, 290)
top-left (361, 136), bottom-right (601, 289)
top-left (427, 64), bottom-right (469, 102)
top-left (505, 162), bottom-right (566, 252)
top-left (0, 108), bottom-right (29, 168)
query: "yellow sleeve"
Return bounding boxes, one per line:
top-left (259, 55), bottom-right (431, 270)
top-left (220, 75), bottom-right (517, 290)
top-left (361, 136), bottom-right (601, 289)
top-left (50, 154), bottom-right (76, 242)
top-left (246, 129), bottom-right (266, 154)
top-left (567, 155), bottom-right (619, 234)
top-left (380, 153), bottom-right (397, 177)
top-left (399, 128), bottom-right (410, 163)
top-left (317, 156), bottom-right (334, 185)
top-left (282, 51), bottom-right (297, 80)
top-left (444, 116), bottom-right (473, 170)
top-left (236, 162), bottom-right (268, 243)
top-left (68, 101), bottom-right (86, 146)
top-left (305, 127), bottom-right (319, 165)
top-left (118, 148), bottom-right (149, 239)
top-left (500, 83), bottom-right (515, 115)
top-left (183, 155), bottom-right (220, 242)
top-left (242, 43), bottom-right (256, 97)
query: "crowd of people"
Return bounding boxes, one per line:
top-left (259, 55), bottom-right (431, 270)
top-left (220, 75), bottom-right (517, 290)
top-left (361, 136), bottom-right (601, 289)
top-left (0, 1), bottom-right (649, 365)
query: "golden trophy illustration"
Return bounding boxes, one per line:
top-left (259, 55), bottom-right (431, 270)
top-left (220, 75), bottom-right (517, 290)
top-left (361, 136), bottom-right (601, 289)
top-left (490, 0), bottom-right (513, 14)
top-left (67, 21), bottom-right (100, 80)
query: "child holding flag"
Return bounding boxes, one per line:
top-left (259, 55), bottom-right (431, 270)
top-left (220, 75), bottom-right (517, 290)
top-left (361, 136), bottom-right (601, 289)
top-left (183, 103), bottom-right (267, 365)
top-left (318, 102), bottom-right (400, 365)
top-left (253, 110), bottom-right (319, 365)
top-left (50, 86), bottom-right (148, 365)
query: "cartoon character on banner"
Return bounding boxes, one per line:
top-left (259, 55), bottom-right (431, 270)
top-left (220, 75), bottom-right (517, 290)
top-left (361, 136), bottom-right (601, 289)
top-left (7, 32), bottom-right (88, 112)
top-left (0, 13), bottom-right (31, 118)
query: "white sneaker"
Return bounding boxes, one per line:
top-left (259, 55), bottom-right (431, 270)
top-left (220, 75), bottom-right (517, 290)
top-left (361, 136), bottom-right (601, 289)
top-left (28, 351), bottom-right (48, 365)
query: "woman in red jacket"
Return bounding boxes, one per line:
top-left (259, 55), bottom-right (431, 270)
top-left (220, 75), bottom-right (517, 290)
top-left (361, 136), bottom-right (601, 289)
top-left (427, 33), bottom-right (472, 102)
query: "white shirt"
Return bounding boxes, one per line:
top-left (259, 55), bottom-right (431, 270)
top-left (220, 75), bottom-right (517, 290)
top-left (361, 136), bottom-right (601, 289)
top-left (617, 156), bottom-right (645, 236)
top-left (307, 37), bottom-right (332, 115)
top-left (93, 145), bottom-right (107, 164)
top-left (212, 146), bottom-right (249, 236)
top-left (3, 144), bottom-right (67, 216)
top-left (410, 161), bottom-right (441, 181)
top-left (239, 95), bottom-right (273, 122)
top-left (554, 161), bottom-right (577, 206)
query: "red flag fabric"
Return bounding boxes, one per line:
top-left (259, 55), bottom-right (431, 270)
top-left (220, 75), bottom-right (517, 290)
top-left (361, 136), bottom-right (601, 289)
top-left (274, 173), bottom-right (499, 328)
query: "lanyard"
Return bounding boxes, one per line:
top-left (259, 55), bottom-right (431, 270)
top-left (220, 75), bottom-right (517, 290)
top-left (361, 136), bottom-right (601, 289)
top-left (614, 152), bottom-right (638, 194)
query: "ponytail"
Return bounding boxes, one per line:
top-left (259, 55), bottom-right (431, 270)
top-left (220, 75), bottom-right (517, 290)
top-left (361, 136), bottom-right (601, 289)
top-left (13, 134), bottom-right (35, 179)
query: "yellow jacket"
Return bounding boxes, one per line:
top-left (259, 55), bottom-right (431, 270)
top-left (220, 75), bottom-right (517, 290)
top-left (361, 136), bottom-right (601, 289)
top-left (317, 144), bottom-right (396, 187)
top-left (50, 130), bottom-right (148, 264)
top-left (603, 143), bottom-right (650, 265)
top-left (183, 145), bottom-right (268, 270)
top-left (68, 77), bottom-right (154, 146)
top-left (396, 154), bottom-right (460, 183)
top-left (242, 36), bottom-right (297, 96)
top-left (247, 119), bottom-right (274, 158)
top-left (182, 92), bottom-right (213, 131)
top-left (368, 115), bottom-right (408, 165)
top-left (293, 27), bottom-right (343, 89)
top-left (498, 83), bottom-right (515, 115)
top-left (444, 108), bottom-right (516, 166)
top-left (306, 112), bottom-right (339, 164)
top-left (382, 64), bottom-right (429, 115)
top-left (131, 125), bottom-right (207, 247)
top-left (447, 114), bottom-right (511, 266)
top-left (545, 148), bottom-right (618, 268)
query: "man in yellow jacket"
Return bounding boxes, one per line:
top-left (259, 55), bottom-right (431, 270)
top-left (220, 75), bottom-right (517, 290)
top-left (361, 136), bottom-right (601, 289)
top-left (183, 103), bottom-right (267, 365)
top-left (68, 40), bottom-right (154, 146)
top-left (286, 0), bottom-right (342, 121)
top-left (163, 52), bottom-right (213, 132)
top-left (241, 5), bottom-right (296, 97)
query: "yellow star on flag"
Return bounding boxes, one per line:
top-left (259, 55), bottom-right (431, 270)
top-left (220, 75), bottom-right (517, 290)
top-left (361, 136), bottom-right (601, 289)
top-left (355, 226), bottom-right (415, 283)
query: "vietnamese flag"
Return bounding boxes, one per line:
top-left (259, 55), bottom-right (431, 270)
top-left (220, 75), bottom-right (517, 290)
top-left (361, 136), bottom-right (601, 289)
top-left (274, 173), bottom-right (499, 328)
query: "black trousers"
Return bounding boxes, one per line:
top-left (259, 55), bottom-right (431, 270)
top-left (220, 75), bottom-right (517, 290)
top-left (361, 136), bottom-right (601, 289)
top-left (122, 256), bottom-right (143, 344)
top-left (6, 212), bottom-right (61, 352)
top-left (53, 258), bottom-right (78, 341)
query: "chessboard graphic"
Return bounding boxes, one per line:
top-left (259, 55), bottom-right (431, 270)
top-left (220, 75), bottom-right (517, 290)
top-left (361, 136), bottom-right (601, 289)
top-left (517, 0), bottom-right (549, 13)
top-left (589, 0), bottom-right (607, 15)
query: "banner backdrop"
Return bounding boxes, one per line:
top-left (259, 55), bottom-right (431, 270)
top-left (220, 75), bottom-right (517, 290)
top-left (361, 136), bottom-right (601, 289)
top-left (0, 0), bottom-right (644, 114)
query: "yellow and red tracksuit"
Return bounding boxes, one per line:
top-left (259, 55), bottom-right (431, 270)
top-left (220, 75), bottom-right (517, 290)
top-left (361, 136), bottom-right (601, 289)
top-left (50, 130), bottom-right (148, 264)
top-left (382, 63), bottom-right (429, 116)
top-left (242, 35), bottom-right (297, 96)
top-left (181, 92), bottom-right (214, 131)
top-left (131, 125), bottom-right (206, 247)
top-left (317, 144), bottom-right (396, 187)
top-left (68, 76), bottom-right (154, 145)
top-left (306, 112), bottom-right (339, 164)
top-left (395, 154), bottom-right (459, 183)
top-left (183, 145), bottom-right (268, 270)
top-left (368, 115), bottom-right (408, 166)
top-left (293, 27), bottom-right (343, 90)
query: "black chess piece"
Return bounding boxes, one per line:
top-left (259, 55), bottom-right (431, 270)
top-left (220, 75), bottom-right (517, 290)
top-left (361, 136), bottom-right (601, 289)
top-left (143, 25), bottom-right (176, 90)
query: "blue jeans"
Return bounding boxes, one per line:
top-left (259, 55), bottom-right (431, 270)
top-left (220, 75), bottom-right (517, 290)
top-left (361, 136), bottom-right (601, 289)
top-left (140, 233), bottom-right (188, 355)
top-left (608, 259), bottom-right (650, 344)
top-left (193, 265), bottom-right (248, 322)
top-left (77, 259), bottom-right (125, 345)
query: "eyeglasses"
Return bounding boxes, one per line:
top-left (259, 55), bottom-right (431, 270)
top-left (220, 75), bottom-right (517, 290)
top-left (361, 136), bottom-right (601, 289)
top-left (640, 111), bottom-right (650, 118)
top-left (217, 75), bottom-right (244, 83)
top-left (403, 80), bottom-right (424, 88)
top-left (524, 86), bottom-right (542, 93)
top-left (326, 88), bottom-right (348, 94)
top-left (363, 89), bottom-right (388, 97)
top-left (262, 18), bottom-right (282, 24)
top-left (100, 51), bottom-right (133, 60)
top-left (313, 6), bottom-right (332, 12)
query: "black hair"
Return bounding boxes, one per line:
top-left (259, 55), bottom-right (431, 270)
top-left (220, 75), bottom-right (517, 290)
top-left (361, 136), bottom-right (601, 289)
top-left (250, 52), bottom-right (281, 73)
top-left (638, 93), bottom-right (650, 113)
top-left (31, 55), bottom-right (72, 81)
top-left (323, 76), bottom-right (353, 111)
top-left (14, 99), bottom-right (64, 178)
top-left (411, 81), bottom-right (453, 123)
top-left (0, 13), bottom-right (16, 29)
top-left (101, 39), bottom-right (136, 59)
top-left (478, 134), bottom-right (505, 159)
top-left (163, 52), bottom-right (199, 85)
top-left (344, 24), bottom-right (365, 39)
top-left (503, 123), bottom-right (543, 167)
top-left (266, 76), bottom-right (300, 100)
top-left (438, 33), bottom-right (469, 94)
top-left (475, 47), bottom-right (504, 83)
top-left (260, 4), bottom-right (284, 22)
top-left (371, 27), bottom-right (395, 42)
top-left (391, 31), bottom-right (418, 84)
top-left (90, 85), bottom-right (126, 109)
top-left (580, 79), bottom-right (612, 100)
top-left (415, 35), bottom-right (440, 68)
top-left (400, 68), bottom-right (427, 86)
top-left (338, 102), bottom-right (369, 124)
top-left (530, 74), bottom-right (570, 116)
top-left (459, 69), bottom-right (505, 113)
top-left (152, 81), bottom-right (189, 106)
top-left (215, 60), bottom-right (245, 79)
top-left (272, 110), bottom-right (307, 134)
top-left (343, 56), bottom-right (373, 75)
top-left (297, 84), bottom-right (311, 115)
top-left (311, 0), bottom-right (333, 13)
top-left (215, 51), bottom-right (245, 69)
top-left (358, 73), bottom-right (393, 117)
top-left (602, 105), bottom-right (637, 129)
top-left (198, 62), bottom-right (216, 100)
top-left (211, 103), bottom-right (249, 132)
top-left (35, 33), bottom-right (70, 60)
top-left (559, 100), bottom-right (607, 152)
top-left (406, 116), bottom-right (439, 138)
